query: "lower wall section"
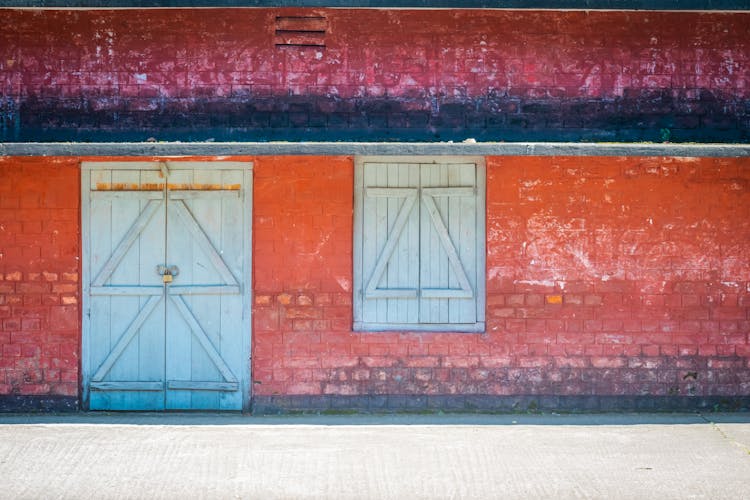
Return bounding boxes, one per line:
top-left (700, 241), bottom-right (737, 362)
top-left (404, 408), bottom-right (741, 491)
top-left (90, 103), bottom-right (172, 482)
top-left (252, 395), bottom-right (750, 414)
top-left (0, 395), bottom-right (78, 412)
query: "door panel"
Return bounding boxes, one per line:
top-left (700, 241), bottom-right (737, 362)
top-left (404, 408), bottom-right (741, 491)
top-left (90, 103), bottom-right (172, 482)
top-left (87, 168), bottom-right (167, 410)
top-left (82, 162), bottom-right (252, 411)
top-left (165, 168), bottom-right (245, 410)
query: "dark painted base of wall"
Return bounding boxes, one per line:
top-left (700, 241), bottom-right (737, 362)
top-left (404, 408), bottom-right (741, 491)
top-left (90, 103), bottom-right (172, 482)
top-left (0, 396), bottom-right (79, 413)
top-left (4, 91), bottom-right (747, 143)
top-left (1, 395), bottom-right (746, 413)
top-left (252, 395), bottom-right (750, 414)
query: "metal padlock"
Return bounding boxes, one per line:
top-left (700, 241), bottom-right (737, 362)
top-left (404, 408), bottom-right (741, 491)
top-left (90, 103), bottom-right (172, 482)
top-left (157, 264), bottom-right (179, 284)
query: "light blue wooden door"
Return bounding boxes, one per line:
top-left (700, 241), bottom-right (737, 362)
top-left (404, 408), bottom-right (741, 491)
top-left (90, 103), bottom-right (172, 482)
top-left (82, 162), bottom-right (252, 411)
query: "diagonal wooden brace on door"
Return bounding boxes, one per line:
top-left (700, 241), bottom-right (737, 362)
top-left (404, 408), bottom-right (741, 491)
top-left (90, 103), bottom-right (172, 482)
top-left (169, 295), bottom-right (239, 387)
top-left (92, 199), bottom-right (163, 287)
top-left (91, 295), bottom-right (163, 384)
top-left (170, 200), bottom-right (239, 288)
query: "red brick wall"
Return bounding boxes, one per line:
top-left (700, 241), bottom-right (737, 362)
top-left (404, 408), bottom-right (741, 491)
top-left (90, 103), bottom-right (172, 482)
top-left (252, 156), bottom-right (356, 395)
top-left (1, 155), bottom-right (748, 403)
top-left (3, 9), bottom-right (747, 100)
top-left (2, 9), bottom-right (748, 141)
top-left (0, 158), bottom-right (80, 398)
top-left (252, 156), bottom-right (750, 399)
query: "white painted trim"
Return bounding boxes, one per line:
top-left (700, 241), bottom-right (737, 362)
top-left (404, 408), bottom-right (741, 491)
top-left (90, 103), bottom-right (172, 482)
top-left (241, 164), bottom-right (253, 412)
top-left (352, 158), bottom-right (365, 330)
top-left (353, 321), bottom-right (486, 333)
top-left (80, 167), bottom-right (92, 408)
top-left (475, 158), bottom-right (487, 324)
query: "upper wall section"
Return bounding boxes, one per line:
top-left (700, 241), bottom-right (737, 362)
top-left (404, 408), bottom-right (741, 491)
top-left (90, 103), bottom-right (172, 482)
top-left (0, 9), bottom-right (748, 142)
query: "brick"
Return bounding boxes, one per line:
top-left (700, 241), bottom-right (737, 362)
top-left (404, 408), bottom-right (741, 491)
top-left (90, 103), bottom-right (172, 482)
top-left (41, 272), bottom-right (58, 282)
top-left (49, 306), bottom-right (78, 331)
top-left (297, 294), bottom-right (313, 306)
top-left (518, 357), bottom-right (553, 368)
top-left (590, 357), bottom-right (626, 368)
top-left (284, 307), bottom-right (322, 319)
top-left (255, 295), bottom-right (272, 306)
top-left (61, 273), bottom-right (79, 282)
top-left (584, 295), bottom-right (603, 306)
top-left (546, 295), bottom-right (563, 305)
top-left (276, 293), bottom-right (293, 305)
top-left (5, 272), bottom-right (22, 282)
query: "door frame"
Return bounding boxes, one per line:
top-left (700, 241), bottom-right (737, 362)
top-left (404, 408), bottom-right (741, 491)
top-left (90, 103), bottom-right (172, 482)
top-left (80, 161), bottom-right (254, 411)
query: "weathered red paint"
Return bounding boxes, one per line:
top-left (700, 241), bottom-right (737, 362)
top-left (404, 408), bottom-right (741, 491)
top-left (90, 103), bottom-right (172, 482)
top-left (252, 155), bottom-right (750, 399)
top-left (2, 9), bottom-right (747, 98)
top-left (0, 158), bottom-right (81, 397)
top-left (1, 9), bottom-right (748, 141)
top-left (1, 155), bottom-right (748, 403)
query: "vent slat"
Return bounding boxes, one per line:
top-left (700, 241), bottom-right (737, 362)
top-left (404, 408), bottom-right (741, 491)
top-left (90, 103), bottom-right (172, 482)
top-left (275, 16), bottom-right (327, 32)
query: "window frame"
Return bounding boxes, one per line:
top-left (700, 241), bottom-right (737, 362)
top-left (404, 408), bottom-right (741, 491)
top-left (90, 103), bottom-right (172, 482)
top-left (353, 156), bottom-right (486, 333)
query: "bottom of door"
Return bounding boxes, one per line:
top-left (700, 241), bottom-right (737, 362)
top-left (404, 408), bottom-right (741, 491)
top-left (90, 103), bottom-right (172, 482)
top-left (89, 382), bottom-right (242, 411)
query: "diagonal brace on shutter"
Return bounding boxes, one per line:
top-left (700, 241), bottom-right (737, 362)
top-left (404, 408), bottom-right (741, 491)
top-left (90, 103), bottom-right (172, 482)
top-left (364, 187), bottom-right (418, 299)
top-left (421, 187), bottom-right (475, 299)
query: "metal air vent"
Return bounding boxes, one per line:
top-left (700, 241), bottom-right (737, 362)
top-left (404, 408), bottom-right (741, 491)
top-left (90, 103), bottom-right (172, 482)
top-left (275, 16), bottom-right (327, 48)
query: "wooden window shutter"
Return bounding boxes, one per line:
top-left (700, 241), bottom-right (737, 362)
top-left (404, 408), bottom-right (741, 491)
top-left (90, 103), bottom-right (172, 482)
top-left (354, 158), bottom-right (486, 332)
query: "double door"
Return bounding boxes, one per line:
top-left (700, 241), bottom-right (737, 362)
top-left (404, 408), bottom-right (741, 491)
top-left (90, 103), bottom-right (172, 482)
top-left (82, 162), bottom-right (252, 410)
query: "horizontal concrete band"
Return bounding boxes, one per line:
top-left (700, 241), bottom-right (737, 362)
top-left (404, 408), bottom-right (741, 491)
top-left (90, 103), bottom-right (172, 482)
top-left (1, 0), bottom-right (749, 10)
top-left (0, 395), bottom-right (78, 412)
top-left (2, 142), bottom-right (750, 157)
top-left (252, 395), bottom-right (750, 414)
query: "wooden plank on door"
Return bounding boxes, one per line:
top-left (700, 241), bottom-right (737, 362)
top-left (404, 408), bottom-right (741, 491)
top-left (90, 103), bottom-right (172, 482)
top-left (87, 166), bottom-right (166, 410)
top-left (165, 168), bottom-right (194, 410)
top-left (217, 168), bottom-right (246, 410)
top-left (186, 167), bottom-right (223, 410)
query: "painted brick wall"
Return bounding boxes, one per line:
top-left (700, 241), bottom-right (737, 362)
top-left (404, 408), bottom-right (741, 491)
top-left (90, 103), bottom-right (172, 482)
top-left (1, 9), bottom-right (748, 142)
top-left (252, 155), bottom-right (750, 404)
top-left (0, 158), bottom-right (80, 405)
top-left (1, 155), bottom-right (748, 409)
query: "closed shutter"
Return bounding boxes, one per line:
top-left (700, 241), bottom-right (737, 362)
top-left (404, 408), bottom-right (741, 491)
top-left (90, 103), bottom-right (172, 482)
top-left (354, 158), bottom-right (485, 332)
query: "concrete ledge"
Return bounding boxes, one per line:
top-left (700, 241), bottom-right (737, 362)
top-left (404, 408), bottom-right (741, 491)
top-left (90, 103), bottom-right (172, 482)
top-left (2, 142), bottom-right (750, 158)
top-left (1, 1), bottom-right (748, 10)
top-left (251, 395), bottom-right (750, 414)
top-left (0, 395), bottom-right (79, 413)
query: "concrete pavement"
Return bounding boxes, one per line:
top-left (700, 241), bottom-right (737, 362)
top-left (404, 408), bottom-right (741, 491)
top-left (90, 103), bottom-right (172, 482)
top-left (1, 412), bottom-right (749, 499)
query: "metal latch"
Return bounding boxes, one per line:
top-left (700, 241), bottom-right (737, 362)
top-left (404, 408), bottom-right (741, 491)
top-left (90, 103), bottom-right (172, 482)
top-left (157, 264), bottom-right (180, 284)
